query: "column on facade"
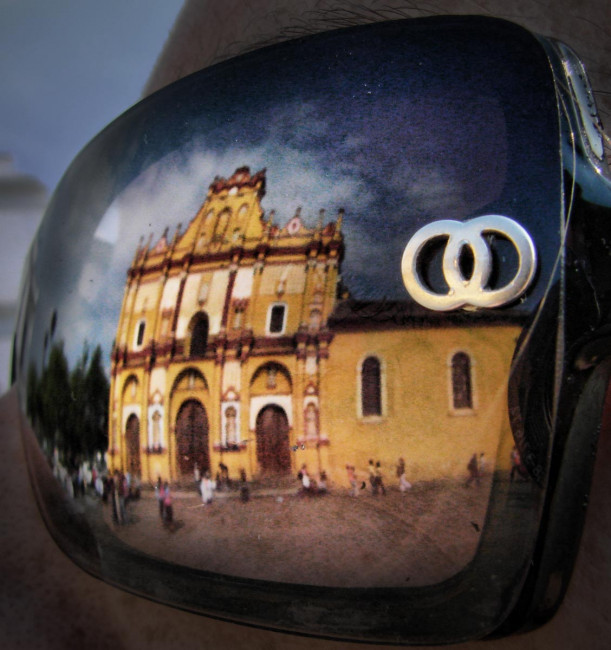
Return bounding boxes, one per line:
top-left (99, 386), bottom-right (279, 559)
top-left (321, 257), bottom-right (339, 327)
top-left (239, 351), bottom-right (253, 479)
top-left (316, 342), bottom-right (331, 476)
top-left (294, 344), bottom-right (307, 448)
top-left (246, 253), bottom-right (265, 330)
top-left (210, 351), bottom-right (224, 472)
top-left (166, 368), bottom-right (177, 482)
top-left (299, 255), bottom-right (318, 328)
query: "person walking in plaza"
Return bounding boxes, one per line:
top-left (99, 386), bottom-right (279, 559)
top-left (239, 468), bottom-right (250, 503)
top-left (510, 446), bottom-right (526, 482)
top-left (375, 461), bottom-right (387, 496)
top-left (200, 472), bottom-right (216, 505)
top-left (155, 476), bottom-right (165, 520)
top-left (397, 457), bottom-right (412, 493)
top-left (162, 481), bottom-right (174, 529)
top-left (465, 453), bottom-right (481, 487)
top-left (478, 453), bottom-right (486, 479)
top-left (318, 470), bottom-right (328, 494)
top-left (346, 464), bottom-right (359, 497)
top-left (111, 471), bottom-right (124, 524)
top-left (118, 471), bottom-right (128, 523)
top-left (109, 472), bottom-right (118, 523)
top-left (368, 459), bottom-right (378, 496)
top-left (218, 462), bottom-right (230, 491)
top-left (299, 463), bottom-right (311, 493)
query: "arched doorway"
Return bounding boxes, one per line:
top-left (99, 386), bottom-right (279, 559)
top-left (125, 414), bottom-right (141, 476)
top-left (256, 405), bottom-right (291, 474)
top-left (175, 399), bottom-right (210, 477)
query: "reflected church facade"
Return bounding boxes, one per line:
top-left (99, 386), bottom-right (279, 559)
top-left (108, 167), bottom-right (522, 485)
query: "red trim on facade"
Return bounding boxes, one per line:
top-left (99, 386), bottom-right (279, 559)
top-left (127, 237), bottom-right (345, 280)
top-left (121, 329), bottom-right (336, 367)
top-left (144, 446), bottom-right (166, 455)
top-left (208, 167), bottom-right (266, 197)
top-left (213, 442), bottom-right (248, 452)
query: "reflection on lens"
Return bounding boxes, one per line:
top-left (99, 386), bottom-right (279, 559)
top-left (14, 16), bottom-right (610, 643)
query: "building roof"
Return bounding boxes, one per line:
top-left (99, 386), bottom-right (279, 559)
top-left (328, 299), bottom-right (528, 331)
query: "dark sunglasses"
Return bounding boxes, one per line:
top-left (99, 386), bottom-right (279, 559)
top-left (11, 15), bottom-right (611, 644)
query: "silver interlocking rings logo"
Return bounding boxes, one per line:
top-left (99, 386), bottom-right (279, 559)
top-left (401, 215), bottom-right (537, 311)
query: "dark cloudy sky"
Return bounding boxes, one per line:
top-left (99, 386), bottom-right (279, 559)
top-left (21, 17), bottom-right (562, 372)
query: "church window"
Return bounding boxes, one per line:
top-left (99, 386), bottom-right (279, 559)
top-left (267, 303), bottom-right (287, 335)
top-left (451, 352), bottom-right (473, 409)
top-left (233, 307), bottom-right (243, 329)
top-left (361, 356), bottom-right (382, 417)
top-left (135, 320), bottom-right (145, 348)
top-left (190, 313), bottom-right (209, 358)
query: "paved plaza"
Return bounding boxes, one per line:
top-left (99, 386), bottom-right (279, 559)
top-left (101, 475), bottom-right (493, 588)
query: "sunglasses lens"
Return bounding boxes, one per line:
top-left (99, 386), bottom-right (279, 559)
top-left (12, 16), bottom-right (610, 644)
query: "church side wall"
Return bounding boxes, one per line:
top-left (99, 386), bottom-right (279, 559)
top-left (321, 325), bottom-right (520, 486)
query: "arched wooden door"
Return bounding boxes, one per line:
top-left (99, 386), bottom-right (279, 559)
top-left (256, 405), bottom-right (291, 474)
top-left (175, 399), bottom-right (209, 477)
top-left (125, 414), bottom-right (141, 476)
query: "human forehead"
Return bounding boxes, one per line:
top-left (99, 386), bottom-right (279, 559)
top-left (144, 0), bottom-right (611, 132)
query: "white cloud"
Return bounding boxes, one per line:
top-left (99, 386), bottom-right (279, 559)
top-left (100, 135), bottom-right (375, 276)
top-left (59, 122), bottom-right (379, 370)
top-left (395, 169), bottom-right (470, 219)
top-left (94, 203), bottom-right (120, 244)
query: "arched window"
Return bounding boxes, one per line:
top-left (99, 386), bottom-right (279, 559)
top-left (361, 356), bottom-right (382, 417)
top-left (451, 352), bottom-right (473, 409)
top-left (190, 313), bottom-right (209, 358)
top-left (213, 208), bottom-right (231, 241)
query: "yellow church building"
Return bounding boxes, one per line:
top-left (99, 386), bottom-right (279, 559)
top-left (108, 167), bottom-right (523, 486)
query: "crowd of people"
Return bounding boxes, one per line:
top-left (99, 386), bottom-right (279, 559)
top-left (297, 464), bottom-right (328, 495)
top-left (344, 458), bottom-right (413, 497)
top-left (50, 453), bottom-right (142, 525)
top-left (49, 447), bottom-right (529, 533)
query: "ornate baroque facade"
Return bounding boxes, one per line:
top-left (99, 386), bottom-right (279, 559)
top-left (108, 167), bottom-right (522, 485)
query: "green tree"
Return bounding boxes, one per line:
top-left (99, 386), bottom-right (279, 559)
top-left (67, 345), bottom-right (88, 459)
top-left (83, 344), bottom-right (109, 456)
top-left (39, 343), bottom-right (71, 456)
top-left (25, 341), bottom-right (110, 463)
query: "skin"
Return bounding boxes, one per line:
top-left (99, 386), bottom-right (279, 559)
top-left (1, 1), bottom-right (610, 648)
